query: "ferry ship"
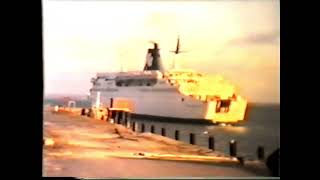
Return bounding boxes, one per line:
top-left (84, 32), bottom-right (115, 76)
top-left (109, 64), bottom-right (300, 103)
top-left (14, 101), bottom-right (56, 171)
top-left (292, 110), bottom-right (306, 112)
top-left (88, 38), bottom-right (247, 124)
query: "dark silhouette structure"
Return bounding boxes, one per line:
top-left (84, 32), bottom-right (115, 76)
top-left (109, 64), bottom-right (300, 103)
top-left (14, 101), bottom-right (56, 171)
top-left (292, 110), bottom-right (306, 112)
top-left (143, 43), bottom-right (164, 72)
top-left (266, 148), bottom-right (280, 177)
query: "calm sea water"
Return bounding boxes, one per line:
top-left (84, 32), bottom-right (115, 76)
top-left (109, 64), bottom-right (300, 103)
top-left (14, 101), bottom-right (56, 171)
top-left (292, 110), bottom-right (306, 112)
top-left (44, 99), bottom-right (280, 160)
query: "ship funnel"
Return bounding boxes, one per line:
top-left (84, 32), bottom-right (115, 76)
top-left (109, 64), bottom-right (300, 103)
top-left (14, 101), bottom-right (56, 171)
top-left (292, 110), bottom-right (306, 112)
top-left (143, 42), bottom-right (165, 72)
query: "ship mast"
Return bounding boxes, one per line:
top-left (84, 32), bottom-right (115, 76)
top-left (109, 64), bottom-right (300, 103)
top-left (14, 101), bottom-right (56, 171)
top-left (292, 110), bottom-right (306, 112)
top-left (170, 35), bottom-right (186, 70)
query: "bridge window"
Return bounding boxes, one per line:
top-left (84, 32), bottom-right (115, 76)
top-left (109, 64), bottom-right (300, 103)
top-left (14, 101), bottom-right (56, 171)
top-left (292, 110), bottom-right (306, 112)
top-left (115, 78), bottom-right (157, 87)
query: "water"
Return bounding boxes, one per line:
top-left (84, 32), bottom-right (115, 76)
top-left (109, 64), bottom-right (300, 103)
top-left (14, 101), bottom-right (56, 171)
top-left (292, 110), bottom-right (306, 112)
top-left (129, 104), bottom-right (280, 160)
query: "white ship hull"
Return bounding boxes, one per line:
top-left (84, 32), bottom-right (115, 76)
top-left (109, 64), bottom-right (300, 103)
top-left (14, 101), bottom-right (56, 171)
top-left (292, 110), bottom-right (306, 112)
top-left (90, 87), bottom-right (206, 120)
top-left (89, 73), bottom-right (247, 123)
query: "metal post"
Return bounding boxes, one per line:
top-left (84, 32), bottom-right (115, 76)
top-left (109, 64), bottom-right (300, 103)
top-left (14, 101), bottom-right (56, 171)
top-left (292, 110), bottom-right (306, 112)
top-left (208, 136), bottom-right (215, 150)
top-left (229, 139), bottom-right (237, 157)
top-left (175, 130), bottom-right (180, 140)
top-left (81, 108), bottom-right (85, 116)
top-left (257, 146), bottom-right (265, 160)
top-left (110, 98), bottom-right (113, 108)
top-left (190, 133), bottom-right (195, 145)
top-left (161, 128), bottom-right (166, 136)
top-left (132, 122), bottom-right (135, 131)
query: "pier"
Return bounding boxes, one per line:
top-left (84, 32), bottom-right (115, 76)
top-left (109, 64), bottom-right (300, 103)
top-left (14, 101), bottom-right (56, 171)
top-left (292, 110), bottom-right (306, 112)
top-left (44, 106), bottom-right (271, 178)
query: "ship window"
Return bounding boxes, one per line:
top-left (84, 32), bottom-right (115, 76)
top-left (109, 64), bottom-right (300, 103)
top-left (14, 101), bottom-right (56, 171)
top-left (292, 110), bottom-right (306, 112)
top-left (216, 100), bottom-right (231, 113)
top-left (115, 78), bottom-right (157, 87)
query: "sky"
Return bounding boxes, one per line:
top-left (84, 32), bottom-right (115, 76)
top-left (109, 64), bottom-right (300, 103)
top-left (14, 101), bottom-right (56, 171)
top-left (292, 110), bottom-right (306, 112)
top-left (43, 0), bottom-right (280, 103)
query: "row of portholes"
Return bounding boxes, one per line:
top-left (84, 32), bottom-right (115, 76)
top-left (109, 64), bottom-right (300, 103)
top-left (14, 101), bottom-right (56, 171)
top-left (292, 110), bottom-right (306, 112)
top-left (116, 81), bottom-right (153, 87)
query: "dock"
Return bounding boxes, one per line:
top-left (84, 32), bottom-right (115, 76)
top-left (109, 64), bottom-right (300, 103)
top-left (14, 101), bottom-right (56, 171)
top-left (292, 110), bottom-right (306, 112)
top-left (43, 106), bottom-right (271, 178)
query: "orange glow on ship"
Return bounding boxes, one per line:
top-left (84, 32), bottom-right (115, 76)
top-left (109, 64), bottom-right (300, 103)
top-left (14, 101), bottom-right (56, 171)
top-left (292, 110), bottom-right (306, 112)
top-left (165, 70), bottom-right (247, 123)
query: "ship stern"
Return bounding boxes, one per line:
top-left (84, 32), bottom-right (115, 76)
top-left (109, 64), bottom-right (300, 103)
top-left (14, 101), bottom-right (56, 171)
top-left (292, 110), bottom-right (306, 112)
top-left (204, 96), bottom-right (247, 124)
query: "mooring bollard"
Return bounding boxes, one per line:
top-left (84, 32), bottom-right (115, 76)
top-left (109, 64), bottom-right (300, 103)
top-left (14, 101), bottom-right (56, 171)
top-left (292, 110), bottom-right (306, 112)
top-left (257, 146), bottom-right (265, 160)
top-left (208, 136), bottom-right (215, 150)
top-left (190, 133), bottom-right (195, 145)
top-left (229, 139), bottom-right (237, 157)
top-left (81, 108), bottom-right (85, 116)
top-left (175, 130), bottom-right (180, 140)
top-left (161, 128), bottom-right (166, 136)
top-left (141, 124), bottom-right (145, 133)
top-left (132, 122), bottom-right (135, 131)
top-left (151, 125), bottom-right (155, 133)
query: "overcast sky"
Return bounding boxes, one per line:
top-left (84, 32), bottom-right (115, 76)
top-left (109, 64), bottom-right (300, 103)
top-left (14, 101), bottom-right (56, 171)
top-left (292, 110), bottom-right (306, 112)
top-left (43, 0), bottom-right (280, 103)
